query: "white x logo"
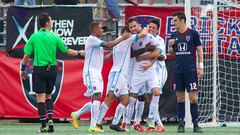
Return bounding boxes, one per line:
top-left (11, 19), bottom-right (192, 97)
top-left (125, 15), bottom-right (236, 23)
top-left (12, 16), bottom-right (33, 49)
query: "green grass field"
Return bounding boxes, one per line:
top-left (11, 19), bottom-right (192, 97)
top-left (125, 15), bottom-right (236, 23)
top-left (0, 123), bottom-right (240, 135)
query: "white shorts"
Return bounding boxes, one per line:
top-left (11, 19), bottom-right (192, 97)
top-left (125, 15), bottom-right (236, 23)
top-left (130, 68), bottom-right (160, 94)
top-left (83, 74), bottom-right (103, 96)
top-left (107, 72), bottom-right (129, 97)
top-left (146, 66), bottom-right (168, 94)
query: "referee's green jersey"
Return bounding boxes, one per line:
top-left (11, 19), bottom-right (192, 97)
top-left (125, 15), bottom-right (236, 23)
top-left (24, 29), bottom-right (68, 66)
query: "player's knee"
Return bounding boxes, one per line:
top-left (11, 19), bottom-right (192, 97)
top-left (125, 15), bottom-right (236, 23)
top-left (138, 95), bottom-right (145, 101)
top-left (189, 96), bottom-right (198, 103)
top-left (92, 93), bottom-right (102, 101)
top-left (152, 87), bottom-right (160, 96)
top-left (177, 96), bottom-right (185, 102)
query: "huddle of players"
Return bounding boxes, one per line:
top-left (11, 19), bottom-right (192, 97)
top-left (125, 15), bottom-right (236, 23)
top-left (71, 11), bottom-right (203, 133)
top-left (71, 18), bottom-right (168, 133)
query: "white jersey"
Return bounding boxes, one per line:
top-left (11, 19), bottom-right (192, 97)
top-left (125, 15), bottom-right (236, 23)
top-left (131, 33), bottom-right (159, 71)
top-left (83, 35), bottom-right (105, 76)
top-left (111, 34), bottom-right (138, 76)
top-left (155, 35), bottom-right (166, 68)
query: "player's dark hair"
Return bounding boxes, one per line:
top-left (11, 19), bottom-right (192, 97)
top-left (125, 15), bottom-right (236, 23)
top-left (149, 19), bottom-right (160, 30)
top-left (89, 22), bottom-right (100, 33)
top-left (121, 26), bottom-right (130, 35)
top-left (127, 17), bottom-right (138, 24)
top-left (172, 11), bottom-right (186, 23)
top-left (38, 12), bottom-right (50, 28)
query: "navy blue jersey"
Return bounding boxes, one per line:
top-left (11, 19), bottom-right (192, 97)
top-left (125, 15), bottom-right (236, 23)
top-left (171, 28), bottom-right (202, 73)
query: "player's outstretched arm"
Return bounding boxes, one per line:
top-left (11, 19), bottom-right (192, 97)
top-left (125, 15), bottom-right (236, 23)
top-left (136, 49), bottom-right (160, 62)
top-left (104, 32), bottom-right (130, 48)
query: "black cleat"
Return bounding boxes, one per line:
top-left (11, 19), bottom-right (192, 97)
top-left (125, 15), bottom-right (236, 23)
top-left (193, 126), bottom-right (203, 133)
top-left (37, 127), bottom-right (48, 133)
top-left (96, 124), bottom-right (103, 130)
top-left (177, 125), bottom-right (185, 133)
top-left (48, 120), bottom-right (54, 132)
top-left (110, 124), bottom-right (125, 132)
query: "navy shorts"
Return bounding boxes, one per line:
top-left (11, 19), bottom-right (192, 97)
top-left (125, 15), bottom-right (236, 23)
top-left (173, 72), bottom-right (198, 92)
top-left (32, 66), bottom-right (57, 94)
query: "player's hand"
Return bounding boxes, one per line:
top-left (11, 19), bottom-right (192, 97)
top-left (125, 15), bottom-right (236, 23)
top-left (158, 55), bottom-right (166, 61)
top-left (140, 62), bottom-right (152, 72)
top-left (145, 43), bottom-right (155, 51)
top-left (168, 39), bottom-right (175, 46)
top-left (142, 27), bottom-right (149, 35)
top-left (197, 68), bottom-right (204, 78)
top-left (21, 70), bottom-right (26, 80)
top-left (122, 32), bottom-right (131, 40)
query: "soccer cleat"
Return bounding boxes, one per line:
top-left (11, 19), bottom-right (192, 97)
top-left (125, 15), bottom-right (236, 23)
top-left (48, 120), bottom-right (54, 132)
top-left (109, 124), bottom-right (125, 132)
top-left (37, 127), bottom-right (48, 133)
top-left (155, 125), bottom-right (166, 132)
top-left (89, 127), bottom-right (104, 132)
top-left (177, 124), bottom-right (185, 133)
top-left (133, 124), bottom-right (145, 132)
top-left (193, 126), bottom-right (203, 133)
top-left (121, 122), bottom-right (131, 131)
top-left (96, 124), bottom-right (103, 130)
top-left (70, 112), bottom-right (79, 129)
top-left (146, 120), bottom-right (154, 132)
top-left (146, 127), bottom-right (154, 132)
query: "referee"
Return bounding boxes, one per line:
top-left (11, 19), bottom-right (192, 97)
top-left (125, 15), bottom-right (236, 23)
top-left (20, 12), bottom-right (81, 133)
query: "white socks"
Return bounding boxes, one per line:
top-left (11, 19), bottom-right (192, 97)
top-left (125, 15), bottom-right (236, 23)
top-left (125, 97), bottom-right (136, 124)
top-left (134, 100), bottom-right (144, 125)
top-left (112, 103), bottom-right (125, 125)
top-left (90, 100), bottom-right (100, 128)
top-left (96, 102), bottom-right (109, 125)
top-left (148, 96), bottom-right (159, 120)
top-left (75, 102), bottom-right (92, 117)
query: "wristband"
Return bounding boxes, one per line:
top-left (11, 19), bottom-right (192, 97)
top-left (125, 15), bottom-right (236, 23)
top-left (199, 62), bottom-right (204, 69)
top-left (21, 63), bottom-right (26, 71)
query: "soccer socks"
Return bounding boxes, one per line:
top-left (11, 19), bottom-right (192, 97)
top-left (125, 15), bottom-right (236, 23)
top-left (96, 102), bottom-right (109, 125)
top-left (75, 102), bottom-right (92, 117)
top-left (45, 99), bottom-right (53, 120)
top-left (126, 97), bottom-right (136, 124)
top-left (37, 102), bottom-right (47, 128)
top-left (90, 100), bottom-right (100, 128)
top-left (148, 96), bottom-right (159, 120)
top-left (190, 103), bottom-right (199, 126)
top-left (112, 103), bottom-right (125, 125)
top-left (134, 100), bottom-right (144, 125)
top-left (177, 102), bottom-right (185, 125)
top-left (155, 111), bottom-right (163, 126)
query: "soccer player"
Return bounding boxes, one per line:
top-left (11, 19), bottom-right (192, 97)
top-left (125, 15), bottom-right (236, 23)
top-left (81, 22), bottom-right (129, 132)
top-left (135, 19), bottom-right (167, 132)
top-left (20, 12), bottom-right (80, 133)
top-left (168, 11), bottom-right (204, 133)
top-left (123, 18), bottom-right (161, 132)
top-left (95, 26), bottom-right (148, 132)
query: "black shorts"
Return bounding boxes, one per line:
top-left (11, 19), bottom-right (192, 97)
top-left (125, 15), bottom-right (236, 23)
top-left (32, 66), bottom-right (57, 94)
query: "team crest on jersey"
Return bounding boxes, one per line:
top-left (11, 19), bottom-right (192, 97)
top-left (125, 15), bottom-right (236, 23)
top-left (20, 60), bottom-right (64, 110)
top-left (139, 41), bottom-right (143, 47)
top-left (186, 36), bottom-right (191, 42)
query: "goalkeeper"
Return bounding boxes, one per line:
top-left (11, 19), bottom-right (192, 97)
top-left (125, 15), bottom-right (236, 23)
top-left (168, 11), bottom-right (204, 133)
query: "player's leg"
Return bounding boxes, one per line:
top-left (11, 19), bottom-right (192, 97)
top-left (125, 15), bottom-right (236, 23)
top-left (88, 75), bottom-right (104, 132)
top-left (110, 93), bottom-right (129, 132)
top-left (186, 72), bottom-right (203, 133)
top-left (146, 73), bottom-right (160, 132)
top-left (33, 67), bottom-right (48, 133)
top-left (71, 102), bottom-right (92, 129)
top-left (174, 73), bottom-right (186, 133)
top-left (155, 66), bottom-right (168, 132)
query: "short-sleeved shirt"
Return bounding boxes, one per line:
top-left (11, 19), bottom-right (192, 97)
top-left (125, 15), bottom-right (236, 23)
top-left (131, 33), bottom-right (160, 71)
top-left (170, 28), bottom-right (202, 73)
top-left (83, 35), bottom-right (105, 76)
top-left (155, 35), bottom-right (166, 67)
top-left (111, 34), bottom-right (139, 76)
top-left (24, 29), bottom-right (68, 66)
